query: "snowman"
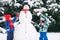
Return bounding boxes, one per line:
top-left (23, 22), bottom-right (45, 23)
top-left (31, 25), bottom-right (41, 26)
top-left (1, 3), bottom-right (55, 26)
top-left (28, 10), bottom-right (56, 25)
top-left (13, 5), bottom-right (39, 40)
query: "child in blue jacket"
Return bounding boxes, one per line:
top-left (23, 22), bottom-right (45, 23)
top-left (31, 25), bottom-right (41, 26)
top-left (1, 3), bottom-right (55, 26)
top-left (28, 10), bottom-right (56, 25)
top-left (4, 13), bottom-right (19, 40)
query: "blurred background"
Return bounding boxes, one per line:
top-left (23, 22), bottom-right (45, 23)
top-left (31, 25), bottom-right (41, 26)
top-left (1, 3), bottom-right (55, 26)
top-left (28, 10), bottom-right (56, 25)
top-left (0, 0), bottom-right (60, 32)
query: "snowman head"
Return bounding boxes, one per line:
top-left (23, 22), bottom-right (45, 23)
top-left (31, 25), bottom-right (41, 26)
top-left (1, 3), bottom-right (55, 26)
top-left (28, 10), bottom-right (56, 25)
top-left (23, 5), bottom-right (30, 10)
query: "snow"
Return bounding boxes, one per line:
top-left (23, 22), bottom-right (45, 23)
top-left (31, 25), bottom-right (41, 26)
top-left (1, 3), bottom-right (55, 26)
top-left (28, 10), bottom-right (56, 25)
top-left (0, 32), bottom-right (60, 40)
top-left (38, 32), bottom-right (60, 40)
top-left (0, 33), bottom-right (7, 40)
top-left (47, 33), bottom-right (60, 40)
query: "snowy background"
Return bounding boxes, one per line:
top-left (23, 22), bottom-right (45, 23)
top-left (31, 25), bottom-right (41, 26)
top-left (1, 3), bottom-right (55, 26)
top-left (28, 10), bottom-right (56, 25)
top-left (0, 33), bottom-right (60, 40)
top-left (0, 0), bottom-right (60, 40)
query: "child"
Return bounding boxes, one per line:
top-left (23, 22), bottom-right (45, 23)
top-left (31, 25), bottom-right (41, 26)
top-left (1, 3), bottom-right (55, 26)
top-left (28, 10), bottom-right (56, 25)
top-left (4, 13), bottom-right (18, 40)
top-left (39, 17), bottom-right (49, 40)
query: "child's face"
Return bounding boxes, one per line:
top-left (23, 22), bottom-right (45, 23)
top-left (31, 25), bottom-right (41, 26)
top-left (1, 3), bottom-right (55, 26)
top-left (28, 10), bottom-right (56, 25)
top-left (40, 21), bottom-right (44, 26)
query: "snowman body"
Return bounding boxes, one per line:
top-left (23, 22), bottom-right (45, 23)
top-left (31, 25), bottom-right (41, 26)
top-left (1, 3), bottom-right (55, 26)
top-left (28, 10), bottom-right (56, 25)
top-left (14, 11), bottom-right (39, 40)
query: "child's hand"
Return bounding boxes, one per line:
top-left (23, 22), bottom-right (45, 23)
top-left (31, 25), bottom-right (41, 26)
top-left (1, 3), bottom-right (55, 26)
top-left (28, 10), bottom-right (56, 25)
top-left (6, 29), bottom-right (10, 33)
top-left (16, 13), bottom-right (19, 18)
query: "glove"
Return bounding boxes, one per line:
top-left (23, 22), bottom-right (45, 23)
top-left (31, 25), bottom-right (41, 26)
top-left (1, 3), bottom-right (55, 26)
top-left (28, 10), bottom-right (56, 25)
top-left (6, 29), bottom-right (10, 33)
top-left (16, 14), bottom-right (19, 18)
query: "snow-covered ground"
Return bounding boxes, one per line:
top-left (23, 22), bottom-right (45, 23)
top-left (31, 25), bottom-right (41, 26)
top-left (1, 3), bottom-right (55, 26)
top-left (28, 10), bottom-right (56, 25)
top-left (0, 33), bottom-right (7, 40)
top-left (47, 33), bottom-right (60, 40)
top-left (0, 33), bottom-right (60, 40)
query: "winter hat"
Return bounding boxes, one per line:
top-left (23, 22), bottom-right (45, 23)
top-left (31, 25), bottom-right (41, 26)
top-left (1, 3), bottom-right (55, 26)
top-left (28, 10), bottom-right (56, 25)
top-left (23, 5), bottom-right (29, 9)
top-left (4, 14), bottom-right (11, 21)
